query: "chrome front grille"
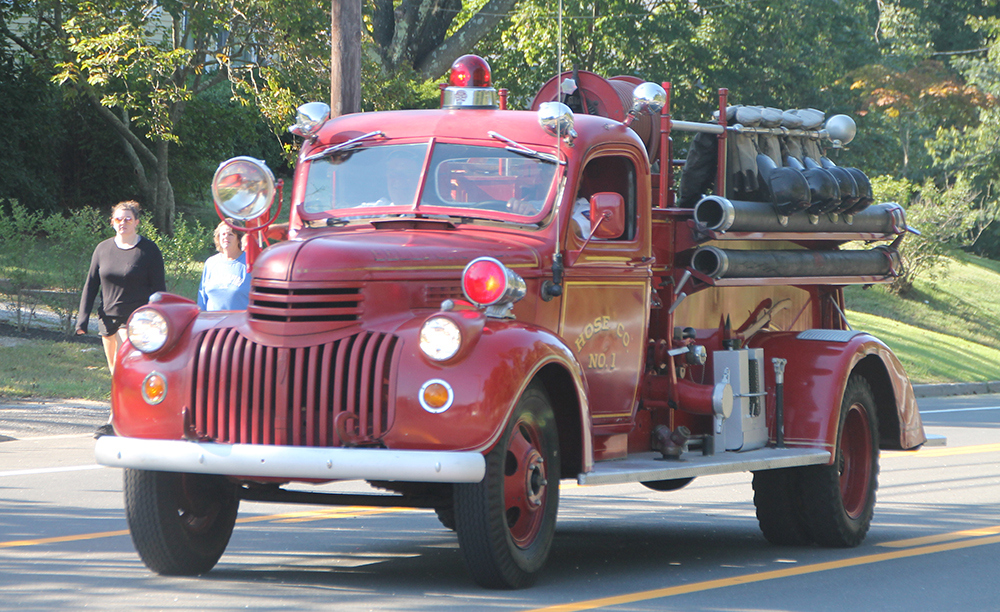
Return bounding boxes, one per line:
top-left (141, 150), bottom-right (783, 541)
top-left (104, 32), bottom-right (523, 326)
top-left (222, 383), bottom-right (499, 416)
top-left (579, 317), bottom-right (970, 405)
top-left (248, 281), bottom-right (362, 331)
top-left (190, 328), bottom-right (399, 447)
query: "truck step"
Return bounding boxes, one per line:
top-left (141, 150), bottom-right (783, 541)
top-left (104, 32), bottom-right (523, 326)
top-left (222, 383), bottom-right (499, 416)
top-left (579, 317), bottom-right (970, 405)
top-left (577, 447), bottom-right (831, 486)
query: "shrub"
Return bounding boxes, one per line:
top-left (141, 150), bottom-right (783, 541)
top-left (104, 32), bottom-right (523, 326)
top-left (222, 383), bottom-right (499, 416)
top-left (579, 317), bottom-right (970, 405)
top-left (876, 176), bottom-right (992, 295)
top-left (0, 200), bottom-right (44, 331)
top-left (143, 213), bottom-right (213, 300)
top-left (1, 204), bottom-right (213, 335)
top-left (39, 207), bottom-right (111, 334)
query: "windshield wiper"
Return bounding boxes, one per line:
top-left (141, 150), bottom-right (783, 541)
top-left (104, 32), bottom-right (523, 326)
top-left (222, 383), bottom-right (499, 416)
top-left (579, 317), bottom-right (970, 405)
top-left (304, 131), bottom-right (385, 162)
top-left (489, 131), bottom-right (564, 165)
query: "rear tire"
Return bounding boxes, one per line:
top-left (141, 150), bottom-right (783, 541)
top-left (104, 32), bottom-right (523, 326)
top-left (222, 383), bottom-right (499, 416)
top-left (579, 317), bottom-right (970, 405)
top-left (124, 469), bottom-right (240, 575)
top-left (752, 468), bottom-right (813, 545)
top-left (453, 384), bottom-right (560, 589)
top-left (799, 374), bottom-right (879, 547)
top-left (640, 478), bottom-right (694, 492)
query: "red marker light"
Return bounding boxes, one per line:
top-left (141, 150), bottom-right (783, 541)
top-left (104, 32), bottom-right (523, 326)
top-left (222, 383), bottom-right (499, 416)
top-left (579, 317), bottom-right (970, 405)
top-left (449, 55), bottom-right (491, 88)
top-left (463, 259), bottom-right (507, 305)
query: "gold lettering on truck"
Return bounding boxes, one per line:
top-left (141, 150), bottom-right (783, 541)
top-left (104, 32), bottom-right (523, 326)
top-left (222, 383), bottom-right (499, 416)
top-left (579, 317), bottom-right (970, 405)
top-left (575, 314), bottom-right (632, 370)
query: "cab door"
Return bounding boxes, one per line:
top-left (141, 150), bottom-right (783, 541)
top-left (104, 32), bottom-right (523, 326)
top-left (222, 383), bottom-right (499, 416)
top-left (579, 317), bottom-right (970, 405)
top-left (558, 148), bottom-right (652, 435)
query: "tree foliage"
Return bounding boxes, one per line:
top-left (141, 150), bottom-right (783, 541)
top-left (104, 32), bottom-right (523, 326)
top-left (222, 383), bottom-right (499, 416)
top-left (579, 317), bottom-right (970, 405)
top-left (3, 0), bottom-right (1000, 276)
top-left (0, 0), bottom-right (328, 233)
top-left (472, 0), bottom-right (700, 111)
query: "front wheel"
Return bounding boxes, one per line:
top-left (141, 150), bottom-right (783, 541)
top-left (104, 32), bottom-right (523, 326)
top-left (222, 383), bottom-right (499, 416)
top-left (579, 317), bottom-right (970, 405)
top-left (124, 469), bottom-right (240, 575)
top-left (453, 383), bottom-right (560, 589)
top-left (799, 374), bottom-right (880, 547)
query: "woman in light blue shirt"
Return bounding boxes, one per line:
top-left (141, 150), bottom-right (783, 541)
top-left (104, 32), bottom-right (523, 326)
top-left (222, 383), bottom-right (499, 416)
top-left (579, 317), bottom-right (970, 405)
top-left (198, 221), bottom-right (251, 311)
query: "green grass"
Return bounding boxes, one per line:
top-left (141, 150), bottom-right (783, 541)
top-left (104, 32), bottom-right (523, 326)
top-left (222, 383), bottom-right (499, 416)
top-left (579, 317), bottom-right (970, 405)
top-left (0, 340), bottom-right (111, 401)
top-left (845, 311), bottom-right (1000, 383)
top-left (844, 252), bottom-right (1000, 348)
top-left (844, 251), bottom-right (1000, 383)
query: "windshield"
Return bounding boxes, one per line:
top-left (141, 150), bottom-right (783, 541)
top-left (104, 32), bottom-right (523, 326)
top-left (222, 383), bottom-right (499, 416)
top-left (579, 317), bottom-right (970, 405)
top-left (301, 142), bottom-right (558, 221)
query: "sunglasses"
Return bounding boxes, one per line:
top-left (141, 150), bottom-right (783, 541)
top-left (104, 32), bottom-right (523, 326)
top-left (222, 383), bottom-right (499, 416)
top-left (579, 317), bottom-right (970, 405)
top-left (112, 217), bottom-right (135, 223)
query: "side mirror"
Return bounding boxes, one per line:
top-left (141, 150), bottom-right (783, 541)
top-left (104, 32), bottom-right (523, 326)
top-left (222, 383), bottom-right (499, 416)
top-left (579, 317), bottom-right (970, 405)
top-left (590, 192), bottom-right (625, 239)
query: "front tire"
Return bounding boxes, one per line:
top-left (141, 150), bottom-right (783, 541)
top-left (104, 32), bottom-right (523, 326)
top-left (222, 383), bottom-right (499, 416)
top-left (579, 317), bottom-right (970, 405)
top-left (454, 384), bottom-right (560, 589)
top-left (124, 469), bottom-right (240, 575)
top-left (799, 374), bottom-right (879, 547)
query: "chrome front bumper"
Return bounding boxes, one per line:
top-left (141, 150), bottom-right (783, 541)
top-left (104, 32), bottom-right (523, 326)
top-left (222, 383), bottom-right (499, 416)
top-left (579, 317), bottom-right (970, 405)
top-left (95, 436), bottom-right (486, 483)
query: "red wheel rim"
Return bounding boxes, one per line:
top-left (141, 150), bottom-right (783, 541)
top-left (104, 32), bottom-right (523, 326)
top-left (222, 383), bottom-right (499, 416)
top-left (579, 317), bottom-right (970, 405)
top-left (503, 415), bottom-right (549, 548)
top-left (839, 403), bottom-right (873, 519)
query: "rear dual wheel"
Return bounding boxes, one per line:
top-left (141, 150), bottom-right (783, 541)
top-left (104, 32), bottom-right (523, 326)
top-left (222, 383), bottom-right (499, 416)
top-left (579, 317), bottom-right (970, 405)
top-left (454, 384), bottom-right (560, 589)
top-left (753, 374), bottom-right (879, 547)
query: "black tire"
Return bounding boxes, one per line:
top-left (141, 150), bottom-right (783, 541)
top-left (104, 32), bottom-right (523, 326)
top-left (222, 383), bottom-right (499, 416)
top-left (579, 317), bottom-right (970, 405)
top-left (453, 384), bottom-right (560, 589)
top-left (124, 469), bottom-right (240, 575)
top-left (799, 374), bottom-right (880, 547)
top-left (640, 477), bottom-right (694, 492)
top-left (752, 468), bottom-right (813, 545)
top-left (434, 505), bottom-right (456, 531)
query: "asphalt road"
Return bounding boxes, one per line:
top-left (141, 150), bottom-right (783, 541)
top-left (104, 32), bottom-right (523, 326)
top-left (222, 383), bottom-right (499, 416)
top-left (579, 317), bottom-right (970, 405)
top-left (1, 394), bottom-right (998, 611)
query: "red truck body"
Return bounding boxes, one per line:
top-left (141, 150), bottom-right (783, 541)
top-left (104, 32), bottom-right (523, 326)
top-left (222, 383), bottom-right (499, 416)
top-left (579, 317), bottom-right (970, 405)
top-left (97, 56), bottom-right (926, 588)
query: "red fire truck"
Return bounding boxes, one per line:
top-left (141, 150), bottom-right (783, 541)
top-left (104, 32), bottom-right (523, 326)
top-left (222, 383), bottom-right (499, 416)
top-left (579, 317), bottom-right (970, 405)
top-left (96, 54), bottom-right (927, 589)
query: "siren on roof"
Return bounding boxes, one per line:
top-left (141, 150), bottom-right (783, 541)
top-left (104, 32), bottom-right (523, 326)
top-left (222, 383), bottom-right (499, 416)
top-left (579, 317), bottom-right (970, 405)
top-left (442, 55), bottom-right (499, 109)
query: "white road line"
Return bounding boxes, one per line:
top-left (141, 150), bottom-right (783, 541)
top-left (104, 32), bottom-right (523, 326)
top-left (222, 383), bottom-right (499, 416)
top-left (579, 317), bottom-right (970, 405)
top-left (921, 406), bottom-right (1000, 414)
top-left (0, 464), bottom-right (105, 478)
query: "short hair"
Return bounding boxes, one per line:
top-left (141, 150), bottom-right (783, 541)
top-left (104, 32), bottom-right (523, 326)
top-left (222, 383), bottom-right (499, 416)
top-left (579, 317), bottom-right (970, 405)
top-left (111, 200), bottom-right (142, 220)
top-left (213, 219), bottom-right (240, 253)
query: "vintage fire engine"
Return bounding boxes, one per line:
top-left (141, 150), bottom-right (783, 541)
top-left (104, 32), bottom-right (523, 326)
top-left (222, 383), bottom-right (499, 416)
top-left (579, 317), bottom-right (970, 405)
top-left (96, 55), bottom-right (927, 589)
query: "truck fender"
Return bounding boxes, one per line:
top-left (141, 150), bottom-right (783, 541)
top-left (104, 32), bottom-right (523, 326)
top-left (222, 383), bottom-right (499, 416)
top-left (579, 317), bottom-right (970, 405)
top-left (749, 330), bottom-right (925, 458)
top-left (389, 316), bottom-right (593, 477)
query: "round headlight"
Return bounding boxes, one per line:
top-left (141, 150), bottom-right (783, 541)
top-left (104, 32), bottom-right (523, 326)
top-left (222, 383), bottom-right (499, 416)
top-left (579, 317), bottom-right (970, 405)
top-left (211, 157), bottom-right (275, 221)
top-left (419, 317), bottom-right (462, 361)
top-left (128, 309), bottom-right (169, 354)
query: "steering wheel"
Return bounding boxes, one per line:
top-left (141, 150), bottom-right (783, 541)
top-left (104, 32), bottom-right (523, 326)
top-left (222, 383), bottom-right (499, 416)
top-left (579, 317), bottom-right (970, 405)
top-left (476, 200), bottom-right (510, 212)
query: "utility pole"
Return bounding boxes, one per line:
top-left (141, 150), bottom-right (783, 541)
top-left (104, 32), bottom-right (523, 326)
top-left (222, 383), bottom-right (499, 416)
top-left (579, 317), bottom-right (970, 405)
top-left (331, 0), bottom-right (362, 117)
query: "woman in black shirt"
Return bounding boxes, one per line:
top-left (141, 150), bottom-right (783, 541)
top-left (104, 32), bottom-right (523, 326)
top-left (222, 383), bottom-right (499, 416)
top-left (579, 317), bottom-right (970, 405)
top-left (76, 201), bottom-right (165, 434)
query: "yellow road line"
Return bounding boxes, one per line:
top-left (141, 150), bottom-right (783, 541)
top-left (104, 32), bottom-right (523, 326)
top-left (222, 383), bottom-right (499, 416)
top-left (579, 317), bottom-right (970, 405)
top-left (0, 506), bottom-right (405, 549)
top-left (234, 506), bottom-right (404, 525)
top-left (521, 533), bottom-right (1000, 612)
top-left (0, 529), bottom-right (131, 549)
top-left (883, 442), bottom-right (1000, 459)
top-left (271, 507), bottom-right (414, 523)
top-left (877, 524), bottom-right (1000, 548)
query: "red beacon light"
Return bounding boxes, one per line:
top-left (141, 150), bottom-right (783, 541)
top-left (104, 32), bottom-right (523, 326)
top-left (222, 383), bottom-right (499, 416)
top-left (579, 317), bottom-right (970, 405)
top-left (450, 54), bottom-right (491, 88)
top-left (442, 55), bottom-right (499, 109)
top-left (462, 257), bottom-right (526, 318)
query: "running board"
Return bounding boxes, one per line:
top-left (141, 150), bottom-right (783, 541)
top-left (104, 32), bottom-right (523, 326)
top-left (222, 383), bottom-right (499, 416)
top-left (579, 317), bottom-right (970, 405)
top-left (577, 447), bottom-right (831, 486)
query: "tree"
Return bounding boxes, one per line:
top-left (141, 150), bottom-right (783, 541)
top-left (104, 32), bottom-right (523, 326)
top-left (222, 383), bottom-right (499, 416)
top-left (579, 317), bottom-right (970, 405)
top-left (0, 0), bottom-right (328, 233)
top-left (925, 16), bottom-right (1000, 257)
top-left (688, 0), bottom-right (881, 111)
top-left (366, 0), bottom-right (520, 82)
top-left (851, 60), bottom-right (991, 174)
top-left (474, 0), bottom-right (701, 111)
top-left (331, 0), bottom-right (362, 116)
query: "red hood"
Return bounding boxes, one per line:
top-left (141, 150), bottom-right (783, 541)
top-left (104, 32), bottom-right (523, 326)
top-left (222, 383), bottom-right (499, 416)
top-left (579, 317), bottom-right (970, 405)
top-left (254, 227), bottom-right (545, 282)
